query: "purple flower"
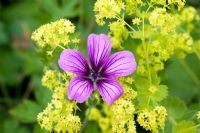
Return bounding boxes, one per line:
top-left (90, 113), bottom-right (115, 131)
top-left (58, 34), bottom-right (137, 105)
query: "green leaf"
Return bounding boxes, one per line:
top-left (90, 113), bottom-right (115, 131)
top-left (134, 77), bottom-right (168, 109)
top-left (1, 119), bottom-right (30, 133)
top-left (161, 55), bottom-right (200, 104)
top-left (39, 0), bottom-right (79, 20)
top-left (172, 121), bottom-right (196, 133)
top-left (0, 48), bottom-right (23, 85)
top-left (162, 97), bottom-right (187, 120)
top-left (34, 124), bottom-right (49, 133)
top-left (83, 121), bottom-right (100, 133)
top-left (9, 100), bottom-right (42, 123)
top-left (183, 103), bottom-right (200, 121)
top-left (152, 85), bottom-right (168, 102)
top-left (15, 50), bottom-right (43, 75)
top-left (0, 22), bottom-right (9, 45)
top-left (134, 77), bottom-right (150, 92)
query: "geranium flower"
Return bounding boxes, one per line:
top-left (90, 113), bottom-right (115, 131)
top-left (58, 34), bottom-right (137, 105)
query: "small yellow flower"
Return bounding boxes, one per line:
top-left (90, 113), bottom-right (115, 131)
top-left (47, 51), bottom-right (53, 56)
top-left (72, 38), bottom-right (80, 43)
top-left (148, 85), bottom-right (157, 94)
top-left (132, 18), bottom-right (142, 25)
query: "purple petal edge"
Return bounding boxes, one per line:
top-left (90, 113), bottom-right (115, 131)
top-left (96, 79), bottom-right (124, 105)
top-left (68, 76), bottom-right (94, 103)
top-left (102, 51), bottom-right (137, 78)
top-left (58, 49), bottom-right (89, 75)
top-left (88, 34), bottom-right (112, 70)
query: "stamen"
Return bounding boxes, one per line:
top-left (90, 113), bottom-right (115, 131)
top-left (89, 70), bottom-right (100, 82)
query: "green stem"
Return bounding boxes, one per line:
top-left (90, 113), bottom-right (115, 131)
top-left (80, 106), bottom-right (92, 133)
top-left (79, 93), bottom-right (96, 133)
top-left (117, 9), bottom-right (152, 83)
top-left (182, 123), bottom-right (200, 131)
top-left (179, 59), bottom-right (200, 90)
top-left (22, 81), bottom-right (33, 99)
top-left (193, 45), bottom-right (200, 60)
top-left (0, 79), bottom-right (12, 105)
top-left (146, 1), bottom-right (154, 13)
top-left (116, 16), bottom-right (136, 32)
top-left (142, 14), bottom-right (152, 83)
top-left (57, 44), bottom-right (66, 50)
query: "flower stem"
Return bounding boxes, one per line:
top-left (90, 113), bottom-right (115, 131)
top-left (182, 123), bottom-right (200, 131)
top-left (79, 93), bottom-right (96, 133)
top-left (142, 14), bottom-right (152, 83)
top-left (116, 16), bottom-right (136, 32)
top-left (80, 106), bottom-right (92, 133)
top-left (0, 79), bottom-right (12, 105)
top-left (57, 44), bottom-right (66, 50)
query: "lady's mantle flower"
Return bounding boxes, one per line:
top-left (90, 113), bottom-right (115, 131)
top-left (58, 34), bottom-right (137, 105)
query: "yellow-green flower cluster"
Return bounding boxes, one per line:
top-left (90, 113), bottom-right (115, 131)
top-left (111, 99), bottom-right (136, 133)
top-left (181, 7), bottom-right (198, 22)
top-left (31, 19), bottom-right (77, 49)
top-left (38, 70), bottom-right (80, 132)
top-left (119, 77), bottom-right (135, 84)
top-left (121, 86), bottom-right (137, 101)
top-left (151, 0), bottom-right (166, 5)
top-left (136, 39), bottom-right (172, 74)
top-left (41, 69), bottom-right (74, 90)
top-left (168, 0), bottom-right (185, 10)
top-left (137, 31), bottom-right (193, 75)
top-left (37, 86), bottom-right (81, 133)
top-left (88, 81), bottom-right (137, 133)
top-left (137, 106), bottom-right (167, 133)
top-left (151, 0), bottom-right (185, 10)
top-left (173, 33), bottom-right (193, 58)
top-left (125, 0), bottom-right (143, 15)
top-left (108, 21), bottom-right (128, 48)
top-left (118, 77), bottom-right (137, 101)
top-left (149, 8), bottom-right (178, 35)
top-left (110, 82), bottom-right (137, 133)
top-left (94, 0), bottom-right (124, 25)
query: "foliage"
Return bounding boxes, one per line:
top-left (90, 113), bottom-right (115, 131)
top-left (0, 0), bottom-right (200, 133)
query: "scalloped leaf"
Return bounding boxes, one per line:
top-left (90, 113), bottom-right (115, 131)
top-left (173, 121), bottom-right (196, 133)
top-left (9, 100), bottom-right (42, 123)
top-left (162, 97), bottom-right (187, 120)
top-left (135, 77), bottom-right (168, 109)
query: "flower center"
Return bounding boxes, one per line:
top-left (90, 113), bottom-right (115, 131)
top-left (89, 70), bottom-right (100, 82)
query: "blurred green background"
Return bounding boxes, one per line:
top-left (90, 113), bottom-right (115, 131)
top-left (0, 0), bottom-right (200, 133)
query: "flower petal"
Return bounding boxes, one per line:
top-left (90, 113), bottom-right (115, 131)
top-left (58, 49), bottom-right (89, 75)
top-left (96, 79), bottom-right (124, 105)
top-left (88, 34), bottom-right (112, 71)
top-left (102, 51), bottom-right (137, 78)
top-left (68, 76), bottom-right (94, 103)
